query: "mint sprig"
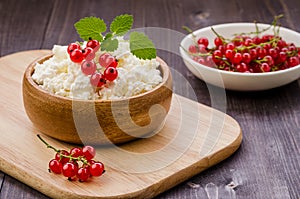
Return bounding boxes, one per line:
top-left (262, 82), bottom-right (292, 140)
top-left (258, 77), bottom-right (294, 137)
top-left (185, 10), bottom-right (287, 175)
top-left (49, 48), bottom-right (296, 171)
top-left (74, 15), bottom-right (156, 60)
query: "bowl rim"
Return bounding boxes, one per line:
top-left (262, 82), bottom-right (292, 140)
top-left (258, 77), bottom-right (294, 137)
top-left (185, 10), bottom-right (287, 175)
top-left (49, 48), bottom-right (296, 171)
top-left (24, 54), bottom-right (171, 103)
top-left (180, 22), bottom-right (300, 77)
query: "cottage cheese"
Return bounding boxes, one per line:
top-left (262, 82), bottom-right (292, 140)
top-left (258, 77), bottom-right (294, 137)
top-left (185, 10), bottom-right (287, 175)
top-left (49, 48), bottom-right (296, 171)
top-left (32, 38), bottom-right (162, 100)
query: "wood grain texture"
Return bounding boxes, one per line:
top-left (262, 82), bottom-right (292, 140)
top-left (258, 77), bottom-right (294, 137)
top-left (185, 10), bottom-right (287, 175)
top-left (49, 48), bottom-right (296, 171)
top-left (0, 50), bottom-right (241, 198)
top-left (0, 0), bottom-right (299, 198)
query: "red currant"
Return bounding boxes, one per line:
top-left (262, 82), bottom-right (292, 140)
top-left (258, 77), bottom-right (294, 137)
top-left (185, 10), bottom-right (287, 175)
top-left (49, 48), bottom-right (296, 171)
top-left (109, 59), bottom-right (118, 68)
top-left (263, 43), bottom-right (271, 50)
top-left (99, 53), bottom-right (117, 68)
top-left (82, 47), bottom-right (93, 58)
top-left (89, 162), bottom-right (105, 177)
top-left (205, 55), bottom-right (214, 67)
top-left (233, 52), bottom-right (242, 64)
top-left (233, 36), bottom-right (243, 46)
top-left (212, 50), bottom-right (222, 63)
top-left (55, 150), bottom-right (70, 165)
top-left (49, 159), bottom-right (62, 174)
top-left (88, 159), bottom-right (96, 165)
top-left (243, 38), bottom-right (253, 46)
top-left (197, 37), bottom-right (209, 47)
top-left (198, 44), bottom-right (207, 53)
top-left (225, 43), bottom-right (235, 50)
top-left (217, 45), bottom-right (225, 54)
top-left (288, 44), bottom-right (296, 52)
top-left (257, 47), bottom-right (267, 59)
top-left (70, 147), bottom-right (83, 158)
top-left (82, 146), bottom-right (96, 160)
top-left (277, 40), bottom-right (287, 48)
top-left (188, 45), bottom-right (198, 53)
top-left (214, 37), bottom-right (223, 47)
top-left (81, 60), bottom-right (97, 75)
top-left (261, 63), bottom-right (271, 72)
top-left (104, 67), bottom-right (118, 81)
top-left (67, 43), bottom-right (81, 54)
top-left (77, 167), bottom-right (90, 182)
top-left (264, 55), bottom-right (274, 66)
top-left (225, 49), bottom-right (234, 60)
top-left (90, 73), bottom-right (106, 87)
top-left (252, 36), bottom-right (261, 44)
top-left (242, 53), bottom-right (251, 64)
top-left (268, 48), bottom-right (278, 59)
top-left (278, 52), bottom-right (287, 62)
top-left (198, 57), bottom-right (206, 65)
top-left (236, 62), bottom-right (248, 72)
top-left (261, 34), bottom-right (272, 42)
top-left (288, 56), bottom-right (300, 67)
top-left (70, 49), bottom-right (84, 63)
top-left (281, 47), bottom-right (288, 53)
top-left (249, 48), bottom-right (257, 59)
top-left (87, 39), bottom-right (100, 49)
top-left (62, 162), bottom-right (78, 178)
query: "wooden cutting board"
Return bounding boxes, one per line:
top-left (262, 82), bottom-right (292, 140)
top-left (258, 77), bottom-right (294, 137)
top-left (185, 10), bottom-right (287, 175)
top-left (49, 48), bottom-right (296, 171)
top-left (0, 50), bottom-right (242, 199)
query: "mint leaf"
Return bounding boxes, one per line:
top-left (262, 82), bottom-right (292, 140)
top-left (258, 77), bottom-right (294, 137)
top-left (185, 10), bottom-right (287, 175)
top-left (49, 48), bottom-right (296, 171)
top-left (105, 32), bottom-right (113, 39)
top-left (74, 16), bottom-right (106, 41)
top-left (101, 37), bottom-right (118, 52)
top-left (129, 32), bottom-right (156, 60)
top-left (110, 14), bottom-right (133, 35)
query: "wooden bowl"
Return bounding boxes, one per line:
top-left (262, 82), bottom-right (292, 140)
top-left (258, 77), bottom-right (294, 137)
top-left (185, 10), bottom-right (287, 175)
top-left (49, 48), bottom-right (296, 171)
top-left (22, 55), bottom-right (172, 145)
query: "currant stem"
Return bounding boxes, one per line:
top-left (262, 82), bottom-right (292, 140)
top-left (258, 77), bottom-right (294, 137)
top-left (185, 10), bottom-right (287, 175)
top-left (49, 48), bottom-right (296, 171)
top-left (211, 27), bottom-right (224, 40)
top-left (37, 134), bottom-right (91, 165)
top-left (182, 26), bottom-right (193, 34)
top-left (182, 26), bottom-right (198, 44)
top-left (37, 134), bottom-right (59, 153)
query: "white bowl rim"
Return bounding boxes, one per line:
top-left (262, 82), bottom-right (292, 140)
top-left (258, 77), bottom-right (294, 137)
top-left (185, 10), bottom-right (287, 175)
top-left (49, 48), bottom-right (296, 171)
top-left (180, 22), bottom-right (300, 77)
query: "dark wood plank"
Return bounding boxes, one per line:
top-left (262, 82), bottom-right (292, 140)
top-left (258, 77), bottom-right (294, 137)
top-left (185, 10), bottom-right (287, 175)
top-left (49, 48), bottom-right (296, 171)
top-left (0, 171), bottom-right (4, 189)
top-left (0, 175), bottom-right (48, 199)
top-left (0, 0), bottom-right (299, 198)
top-left (0, 0), bottom-right (55, 56)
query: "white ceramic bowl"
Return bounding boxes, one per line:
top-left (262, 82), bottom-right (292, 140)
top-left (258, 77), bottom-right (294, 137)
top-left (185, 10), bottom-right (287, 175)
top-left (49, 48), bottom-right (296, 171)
top-left (180, 23), bottom-right (300, 91)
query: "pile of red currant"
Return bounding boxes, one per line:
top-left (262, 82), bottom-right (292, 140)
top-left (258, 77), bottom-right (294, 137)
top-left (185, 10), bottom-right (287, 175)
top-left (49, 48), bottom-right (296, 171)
top-left (38, 135), bottom-right (105, 182)
top-left (187, 30), bottom-right (300, 73)
top-left (67, 39), bottom-right (119, 88)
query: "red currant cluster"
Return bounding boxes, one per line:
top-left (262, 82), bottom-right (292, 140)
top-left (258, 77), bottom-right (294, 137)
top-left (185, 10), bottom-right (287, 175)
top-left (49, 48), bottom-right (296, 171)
top-left (67, 39), bottom-right (119, 89)
top-left (38, 135), bottom-right (105, 182)
top-left (188, 33), bottom-right (300, 73)
top-left (88, 53), bottom-right (118, 88)
top-left (67, 39), bottom-right (99, 63)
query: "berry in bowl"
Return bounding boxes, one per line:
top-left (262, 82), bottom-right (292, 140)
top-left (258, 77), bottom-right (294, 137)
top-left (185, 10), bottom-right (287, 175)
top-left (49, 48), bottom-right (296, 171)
top-left (22, 15), bottom-right (172, 145)
top-left (180, 16), bottom-right (300, 91)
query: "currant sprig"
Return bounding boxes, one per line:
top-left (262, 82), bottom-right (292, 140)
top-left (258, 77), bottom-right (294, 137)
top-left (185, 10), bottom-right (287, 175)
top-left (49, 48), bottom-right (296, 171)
top-left (37, 134), bottom-right (105, 182)
top-left (183, 15), bottom-right (300, 73)
top-left (67, 40), bottom-right (119, 90)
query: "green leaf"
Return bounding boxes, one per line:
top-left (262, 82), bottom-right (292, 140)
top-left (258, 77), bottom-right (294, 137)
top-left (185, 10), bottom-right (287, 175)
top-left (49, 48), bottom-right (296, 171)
top-left (129, 32), bottom-right (156, 60)
top-left (74, 16), bottom-right (107, 41)
top-left (110, 14), bottom-right (133, 35)
top-left (105, 32), bottom-right (113, 39)
top-left (101, 37), bottom-right (118, 52)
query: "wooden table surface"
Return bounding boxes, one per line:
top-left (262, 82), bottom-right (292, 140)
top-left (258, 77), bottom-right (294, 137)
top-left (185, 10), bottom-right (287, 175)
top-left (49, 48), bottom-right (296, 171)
top-left (0, 0), bottom-right (299, 198)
